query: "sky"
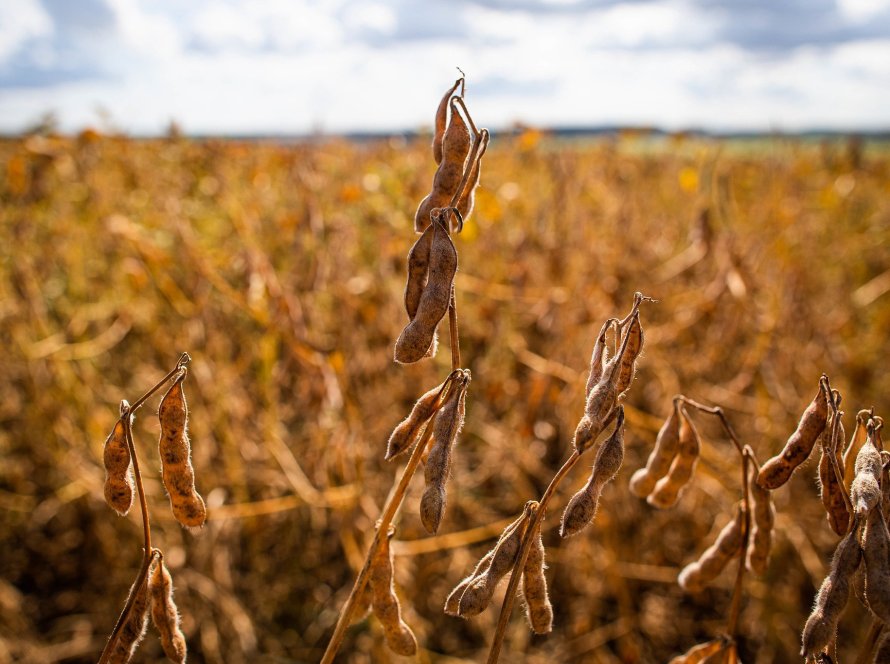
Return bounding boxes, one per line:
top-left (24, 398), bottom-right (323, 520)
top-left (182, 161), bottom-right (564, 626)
top-left (1, 0), bottom-right (889, 135)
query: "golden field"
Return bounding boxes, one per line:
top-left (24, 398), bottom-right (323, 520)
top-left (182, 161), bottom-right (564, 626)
top-left (1, 129), bottom-right (889, 663)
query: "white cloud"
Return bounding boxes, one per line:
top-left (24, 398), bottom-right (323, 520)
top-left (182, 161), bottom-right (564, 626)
top-left (0, 0), bottom-right (53, 63)
top-left (0, 0), bottom-right (887, 134)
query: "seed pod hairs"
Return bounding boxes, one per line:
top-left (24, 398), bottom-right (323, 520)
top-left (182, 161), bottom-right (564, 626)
top-left (630, 399), bottom-right (681, 498)
top-left (394, 218), bottom-right (458, 364)
top-left (158, 370), bottom-right (207, 529)
top-left (757, 378), bottom-right (829, 491)
top-left (104, 401), bottom-right (134, 516)
top-left (678, 504), bottom-right (745, 593)
top-left (149, 557), bottom-right (187, 664)
top-left (420, 372), bottom-right (469, 534)
top-left (368, 526), bottom-right (417, 656)
top-left (560, 407), bottom-right (625, 537)
top-left (801, 519), bottom-right (863, 658)
top-left (647, 406), bottom-right (700, 509)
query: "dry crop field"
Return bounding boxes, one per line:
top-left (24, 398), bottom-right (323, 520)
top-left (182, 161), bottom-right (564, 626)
top-left (1, 117), bottom-right (890, 663)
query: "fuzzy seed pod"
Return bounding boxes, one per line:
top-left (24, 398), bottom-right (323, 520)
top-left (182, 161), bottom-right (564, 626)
top-left (648, 408), bottom-right (700, 509)
top-left (103, 405), bottom-right (134, 516)
top-left (108, 564), bottom-right (153, 664)
top-left (747, 469), bottom-right (776, 575)
top-left (350, 580), bottom-right (374, 625)
top-left (561, 408), bottom-right (625, 537)
top-left (863, 504), bottom-right (890, 622)
top-left (679, 505), bottom-right (745, 592)
top-left (585, 319), bottom-right (614, 397)
top-left (432, 78), bottom-right (462, 165)
top-left (758, 382), bottom-right (829, 490)
top-left (394, 220), bottom-right (457, 364)
top-left (444, 548), bottom-right (495, 616)
top-left (521, 525), bottom-right (552, 634)
top-left (819, 417), bottom-right (850, 537)
top-left (420, 376), bottom-right (468, 534)
top-left (458, 504), bottom-right (532, 617)
top-left (801, 524), bottom-right (863, 658)
top-left (368, 528), bottom-right (417, 656)
top-left (456, 130), bottom-right (489, 223)
top-left (630, 401), bottom-right (681, 498)
top-left (158, 373), bottom-right (206, 529)
top-left (852, 427), bottom-right (882, 516)
top-left (843, 410), bottom-right (872, 492)
top-left (615, 313), bottom-right (643, 397)
top-left (386, 378), bottom-right (448, 461)
top-left (149, 559), bottom-right (187, 663)
top-left (668, 637), bottom-right (730, 664)
top-left (414, 101), bottom-right (471, 233)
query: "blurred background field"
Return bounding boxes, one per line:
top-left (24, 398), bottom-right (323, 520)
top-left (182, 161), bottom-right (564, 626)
top-left (1, 129), bottom-right (890, 663)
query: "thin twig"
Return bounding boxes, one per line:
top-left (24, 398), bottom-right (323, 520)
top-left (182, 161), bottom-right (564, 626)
top-left (130, 352), bottom-right (190, 412)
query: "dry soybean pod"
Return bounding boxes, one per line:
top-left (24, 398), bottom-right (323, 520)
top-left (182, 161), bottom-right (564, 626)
top-left (648, 405), bottom-right (701, 509)
top-left (394, 217), bottom-right (457, 364)
top-left (432, 77), bottom-right (464, 165)
top-left (420, 372), bottom-right (470, 534)
top-left (820, 403), bottom-right (850, 537)
top-left (108, 556), bottom-right (156, 664)
top-left (863, 505), bottom-right (890, 622)
top-left (368, 526), bottom-right (417, 656)
top-left (630, 398), bottom-right (681, 498)
top-left (585, 318), bottom-right (617, 397)
top-left (414, 99), bottom-right (472, 233)
top-left (561, 407), bottom-right (625, 537)
top-left (444, 548), bottom-right (495, 616)
top-left (746, 464), bottom-right (776, 576)
top-left (801, 518), bottom-right (863, 658)
top-left (852, 421), bottom-right (883, 517)
top-left (103, 402), bottom-right (134, 516)
top-left (456, 129), bottom-right (489, 222)
top-left (403, 222), bottom-right (435, 322)
top-left (844, 409), bottom-right (873, 491)
top-left (149, 555), bottom-right (187, 664)
top-left (757, 378), bottom-right (829, 490)
top-left (614, 312), bottom-right (644, 397)
top-left (520, 522), bottom-right (552, 634)
top-left (158, 370), bottom-right (206, 528)
top-left (679, 504), bottom-right (745, 592)
top-left (459, 502), bottom-right (534, 617)
top-left (386, 374), bottom-right (455, 461)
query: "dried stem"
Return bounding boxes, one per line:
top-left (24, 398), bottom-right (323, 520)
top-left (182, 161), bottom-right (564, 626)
top-left (130, 352), bottom-right (190, 412)
top-left (448, 285), bottom-right (461, 371)
top-left (320, 373), bottom-right (462, 664)
top-left (486, 451), bottom-right (581, 664)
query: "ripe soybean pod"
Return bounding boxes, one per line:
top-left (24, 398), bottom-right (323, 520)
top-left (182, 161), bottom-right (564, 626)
top-left (746, 467), bottom-right (775, 576)
top-left (648, 405), bottom-right (700, 509)
top-left (819, 400), bottom-right (850, 536)
top-left (149, 557), bottom-right (187, 664)
top-left (862, 505), bottom-right (890, 622)
top-left (520, 523), bottom-right (552, 634)
top-left (801, 518), bottom-right (863, 658)
top-left (368, 526), bottom-right (417, 656)
top-left (386, 374), bottom-right (455, 461)
top-left (678, 504), bottom-right (745, 592)
top-left (851, 421), bottom-right (883, 516)
top-left (757, 378), bottom-right (829, 490)
top-left (394, 216), bottom-right (457, 364)
top-left (843, 409), bottom-right (872, 491)
top-left (585, 318), bottom-right (616, 397)
top-left (103, 402), bottom-right (134, 516)
top-left (456, 129), bottom-right (489, 223)
top-left (432, 77), bottom-right (464, 165)
top-left (630, 398), bottom-right (681, 498)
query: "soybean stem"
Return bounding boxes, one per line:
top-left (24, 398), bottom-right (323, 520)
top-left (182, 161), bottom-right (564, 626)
top-left (130, 352), bottom-right (190, 412)
top-left (486, 450), bottom-right (581, 664)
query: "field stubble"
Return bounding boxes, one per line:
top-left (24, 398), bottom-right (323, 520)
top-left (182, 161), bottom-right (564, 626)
top-left (1, 130), bottom-right (889, 662)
